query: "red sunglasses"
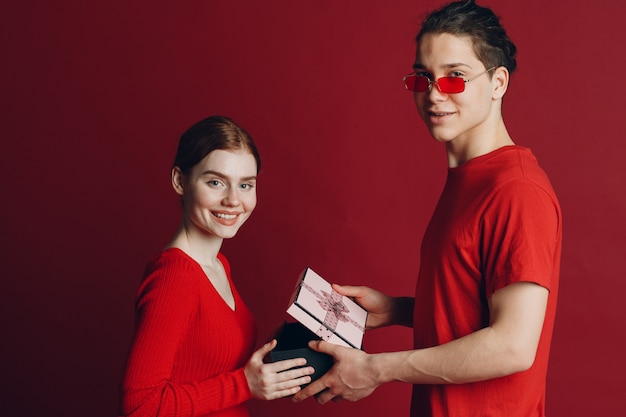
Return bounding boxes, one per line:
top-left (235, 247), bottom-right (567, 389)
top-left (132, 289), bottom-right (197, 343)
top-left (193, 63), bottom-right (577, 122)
top-left (403, 67), bottom-right (496, 94)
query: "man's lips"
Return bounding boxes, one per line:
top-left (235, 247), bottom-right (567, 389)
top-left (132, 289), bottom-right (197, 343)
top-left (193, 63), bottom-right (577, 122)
top-left (428, 110), bottom-right (455, 117)
top-left (426, 110), bottom-right (455, 124)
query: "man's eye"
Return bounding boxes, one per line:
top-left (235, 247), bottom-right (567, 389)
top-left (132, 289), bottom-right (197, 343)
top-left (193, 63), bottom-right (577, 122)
top-left (208, 180), bottom-right (222, 187)
top-left (240, 183), bottom-right (254, 190)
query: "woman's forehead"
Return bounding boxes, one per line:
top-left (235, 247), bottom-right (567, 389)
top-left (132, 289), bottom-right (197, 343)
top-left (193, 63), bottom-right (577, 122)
top-left (196, 149), bottom-right (257, 175)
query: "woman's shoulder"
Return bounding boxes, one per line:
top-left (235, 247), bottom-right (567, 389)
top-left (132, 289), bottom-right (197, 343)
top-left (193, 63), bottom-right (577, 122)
top-left (145, 247), bottom-right (196, 271)
top-left (136, 248), bottom-right (202, 310)
top-left (140, 248), bottom-right (203, 289)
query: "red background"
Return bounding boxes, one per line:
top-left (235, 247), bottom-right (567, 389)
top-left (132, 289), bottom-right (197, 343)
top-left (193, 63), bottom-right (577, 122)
top-left (1, 1), bottom-right (624, 416)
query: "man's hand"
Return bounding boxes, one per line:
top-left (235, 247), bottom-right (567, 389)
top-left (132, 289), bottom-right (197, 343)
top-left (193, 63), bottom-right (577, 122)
top-left (292, 340), bottom-right (380, 404)
top-left (332, 284), bottom-right (414, 328)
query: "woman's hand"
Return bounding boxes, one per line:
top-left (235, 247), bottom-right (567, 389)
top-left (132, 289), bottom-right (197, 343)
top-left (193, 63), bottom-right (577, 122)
top-left (244, 339), bottom-right (314, 400)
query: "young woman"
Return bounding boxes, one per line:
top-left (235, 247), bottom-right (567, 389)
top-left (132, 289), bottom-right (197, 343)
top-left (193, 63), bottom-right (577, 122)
top-left (120, 116), bottom-right (313, 417)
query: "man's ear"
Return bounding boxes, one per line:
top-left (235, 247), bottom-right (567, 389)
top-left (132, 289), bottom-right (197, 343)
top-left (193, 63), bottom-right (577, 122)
top-left (172, 166), bottom-right (185, 196)
top-left (492, 66), bottom-right (509, 100)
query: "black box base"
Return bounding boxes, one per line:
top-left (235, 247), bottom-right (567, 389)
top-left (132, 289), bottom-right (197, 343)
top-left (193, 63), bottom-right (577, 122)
top-left (268, 322), bottom-right (334, 386)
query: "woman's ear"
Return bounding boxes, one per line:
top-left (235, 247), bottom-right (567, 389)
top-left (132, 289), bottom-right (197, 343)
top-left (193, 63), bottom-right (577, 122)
top-left (492, 66), bottom-right (509, 100)
top-left (172, 166), bottom-right (185, 196)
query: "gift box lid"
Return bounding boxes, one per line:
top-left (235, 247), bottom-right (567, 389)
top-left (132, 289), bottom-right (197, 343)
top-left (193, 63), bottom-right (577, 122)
top-left (286, 267), bottom-right (367, 349)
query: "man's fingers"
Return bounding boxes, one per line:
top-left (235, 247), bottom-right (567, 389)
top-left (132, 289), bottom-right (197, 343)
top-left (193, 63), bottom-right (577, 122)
top-left (292, 376), bottom-right (329, 403)
top-left (331, 283), bottom-right (364, 297)
top-left (315, 389), bottom-right (338, 404)
top-left (307, 339), bottom-right (334, 354)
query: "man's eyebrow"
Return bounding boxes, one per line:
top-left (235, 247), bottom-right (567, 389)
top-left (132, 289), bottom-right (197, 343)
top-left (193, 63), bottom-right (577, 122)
top-left (412, 62), bottom-right (472, 71)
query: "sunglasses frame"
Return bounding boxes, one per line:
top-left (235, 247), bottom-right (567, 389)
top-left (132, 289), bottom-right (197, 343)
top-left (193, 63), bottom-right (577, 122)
top-left (403, 67), bottom-right (496, 94)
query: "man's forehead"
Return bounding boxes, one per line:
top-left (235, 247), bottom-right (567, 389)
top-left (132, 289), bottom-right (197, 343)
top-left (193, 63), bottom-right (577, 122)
top-left (413, 34), bottom-right (479, 69)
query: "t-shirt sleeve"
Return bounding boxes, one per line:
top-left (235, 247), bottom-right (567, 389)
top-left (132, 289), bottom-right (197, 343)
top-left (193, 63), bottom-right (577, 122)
top-left (481, 179), bottom-right (561, 296)
top-left (120, 256), bottom-right (251, 417)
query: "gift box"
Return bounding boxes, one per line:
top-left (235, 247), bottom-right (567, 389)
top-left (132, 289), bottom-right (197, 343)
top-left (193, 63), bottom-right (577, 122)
top-left (286, 267), bottom-right (367, 348)
top-left (269, 321), bottom-right (335, 385)
top-left (269, 267), bottom-right (368, 385)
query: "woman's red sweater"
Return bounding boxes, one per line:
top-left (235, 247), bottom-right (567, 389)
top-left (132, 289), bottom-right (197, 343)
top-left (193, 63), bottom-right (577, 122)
top-left (120, 248), bottom-right (257, 417)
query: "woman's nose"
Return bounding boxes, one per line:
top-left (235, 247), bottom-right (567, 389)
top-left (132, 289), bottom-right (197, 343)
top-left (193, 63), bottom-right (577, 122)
top-left (222, 187), bottom-right (240, 206)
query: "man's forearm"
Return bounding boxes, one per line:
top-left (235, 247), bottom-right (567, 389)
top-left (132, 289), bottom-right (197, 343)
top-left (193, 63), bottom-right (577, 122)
top-left (370, 325), bottom-right (533, 386)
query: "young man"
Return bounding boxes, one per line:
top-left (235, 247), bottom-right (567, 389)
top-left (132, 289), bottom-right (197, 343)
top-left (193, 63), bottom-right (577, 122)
top-left (292, 1), bottom-right (562, 416)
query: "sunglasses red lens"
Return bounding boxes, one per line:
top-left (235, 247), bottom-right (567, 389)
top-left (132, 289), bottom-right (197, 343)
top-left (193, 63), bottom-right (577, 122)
top-left (405, 75), bottom-right (465, 93)
top-left (437, 77), bottom-right (465, 93)
top-left (405, 76), bottom-right (430, 92)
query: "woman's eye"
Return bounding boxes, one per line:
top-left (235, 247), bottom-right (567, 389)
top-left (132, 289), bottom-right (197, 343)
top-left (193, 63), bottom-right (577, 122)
top-left (208, 180), bottom-right (223, 187)
top-left (450, 71), bottom-right (464, 78)
top-left (240, 183), bottom-right (255, 190)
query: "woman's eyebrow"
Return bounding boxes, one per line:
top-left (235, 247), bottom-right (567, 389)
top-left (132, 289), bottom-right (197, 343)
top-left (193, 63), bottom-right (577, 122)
top-left (200, 169), bottom-right (225, 177)
top-left (201, 170), bottom-right (257, 182)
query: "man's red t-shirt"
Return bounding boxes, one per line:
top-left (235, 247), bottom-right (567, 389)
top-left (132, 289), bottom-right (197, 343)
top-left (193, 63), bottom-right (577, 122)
top-left (412, 146), bottom-right (562, 417)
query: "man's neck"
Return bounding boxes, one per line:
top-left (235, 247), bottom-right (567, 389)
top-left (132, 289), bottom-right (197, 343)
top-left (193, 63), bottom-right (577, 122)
top-left (445, 122), bottom-right (514, 167)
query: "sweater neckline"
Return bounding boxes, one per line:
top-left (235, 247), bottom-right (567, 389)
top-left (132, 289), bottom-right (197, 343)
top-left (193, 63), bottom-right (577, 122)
top-left (162, 247), bottom-right (238, 312)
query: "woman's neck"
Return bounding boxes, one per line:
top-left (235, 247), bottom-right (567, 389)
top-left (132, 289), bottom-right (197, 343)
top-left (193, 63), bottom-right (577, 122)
top-left (166, 221), bottom-right (223, 268)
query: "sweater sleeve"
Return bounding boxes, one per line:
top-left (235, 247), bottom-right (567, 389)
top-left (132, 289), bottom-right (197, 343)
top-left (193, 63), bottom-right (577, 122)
top-left (120, 254), bottom-right (252, 417)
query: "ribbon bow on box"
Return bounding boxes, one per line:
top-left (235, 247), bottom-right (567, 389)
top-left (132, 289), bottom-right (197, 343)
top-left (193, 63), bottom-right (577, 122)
top-left (286, 267), bottom-right (367, 349)
top-left (300, 281), bottom-right (365, 342)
